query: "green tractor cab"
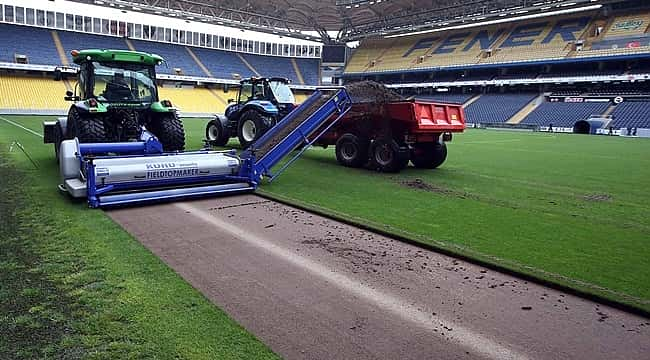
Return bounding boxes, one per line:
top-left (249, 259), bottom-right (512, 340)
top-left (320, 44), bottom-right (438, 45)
top-left (44, 49), bottom-right (184, 158)
top-left (205, 77), bottom-right (297, 148)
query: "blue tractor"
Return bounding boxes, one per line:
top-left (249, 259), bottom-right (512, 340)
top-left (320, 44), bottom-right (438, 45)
top-left (205, 77), bottom-right (297, 148)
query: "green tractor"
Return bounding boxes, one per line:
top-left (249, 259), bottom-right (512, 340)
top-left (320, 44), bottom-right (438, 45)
top-left (44, 49), bottom-right (184, 156)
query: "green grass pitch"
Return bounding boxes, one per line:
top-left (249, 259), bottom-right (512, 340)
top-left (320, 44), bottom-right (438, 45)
top-left (1, 115), bottom-right (649, 358)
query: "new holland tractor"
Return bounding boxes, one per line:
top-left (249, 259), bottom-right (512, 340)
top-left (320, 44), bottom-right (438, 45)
top-left (44, 49), bottom-right (184, 159)
top-left (205, 77), bottom-right (296, 148)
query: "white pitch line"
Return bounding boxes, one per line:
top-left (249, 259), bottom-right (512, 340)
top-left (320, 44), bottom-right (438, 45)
top-left (0, 116), bottom-right (44, 138)
top-left (176, 202), bottom-right (531, 360)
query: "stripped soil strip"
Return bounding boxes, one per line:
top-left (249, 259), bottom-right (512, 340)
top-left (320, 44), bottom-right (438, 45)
top-left (109, 195), bottom-right (650, 360)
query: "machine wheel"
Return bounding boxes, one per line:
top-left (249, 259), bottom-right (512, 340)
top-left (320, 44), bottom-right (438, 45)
top-left (369, 138), bottom-right (409, 173)
top-left (411, 142), bottom-right (447, 169)
top-left (205, 119), bottom-right (230, 146)
top-left (335, 133), bottom-right (369, 168)
top-left (68, 107), bottom-right (106, 143)
top-left (150, 112), bottom-right (185, 151)
top-left (237, 110), bottom-right (267, 149)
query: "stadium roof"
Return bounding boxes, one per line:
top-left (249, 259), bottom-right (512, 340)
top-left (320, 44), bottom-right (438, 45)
top-left (72, 0), bottom-right (626, 42)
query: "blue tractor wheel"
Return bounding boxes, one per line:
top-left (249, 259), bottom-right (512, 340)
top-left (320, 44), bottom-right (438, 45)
top-left (237, 110), bottom-right (268, 149)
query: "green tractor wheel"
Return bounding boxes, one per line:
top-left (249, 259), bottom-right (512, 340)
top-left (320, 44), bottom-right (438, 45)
top-left (150, 112), bottom-right (185, 151)
top-left (68, 107), bottom-right (106, 143)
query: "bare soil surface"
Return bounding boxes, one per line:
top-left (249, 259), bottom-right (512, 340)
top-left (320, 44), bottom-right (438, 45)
top-left (345, 81), bottom-right (404, 104)
top-left (108, 195), bottom-right (650, 360)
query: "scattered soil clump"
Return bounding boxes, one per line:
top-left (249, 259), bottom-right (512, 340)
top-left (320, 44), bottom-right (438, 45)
top-left (400, 178), bottom-right (454, 194)
top-left (583, 193), bottom-right (612, 202)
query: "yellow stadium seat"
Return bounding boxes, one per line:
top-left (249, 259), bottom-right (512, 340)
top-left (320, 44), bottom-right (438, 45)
top-left (604, 14), bottom-right (650, 38)
top-left (0, 75), bottom-right (69, 110)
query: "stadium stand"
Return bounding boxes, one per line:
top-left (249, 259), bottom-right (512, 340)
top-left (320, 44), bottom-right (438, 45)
top-left (521, 101), bottom-right (610, 127)
top-left (157, 85), bottom-right (230, 114)
top-left (609, 101), bottom-right (650, 129)
top-left (0, 24), bottom-right (60, 65)
top-left (0, 23), bottom-right (321, 84)
top-left (191, 47), bottom-right (254, 79)
top-left (464, 93), bottom-right (538, 123)
top-left (0, 76), bottom-right (68, 111)
top-left (344, 11), bottom-right (650, 76)
top-left (346, 15), bottom-right (597, 73)
top-left (58, 31), bottom-right (130, 64)
top-left (602, 13), bottom-right (650, 38)
top-left (296, 58), bottom-right (320, 85)
top-left (130, 39), bottom-right (204, 76)
top-left (241, 53), bottom-right (299, 83)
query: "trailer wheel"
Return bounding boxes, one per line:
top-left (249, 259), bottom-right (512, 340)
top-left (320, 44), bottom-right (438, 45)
top-left (369, 138), bottom-right (409, 172)
top-left (238, 110), bottom-right (267, 149)
top-left (150, 112), bottom-right (185, 151)
top-left (335, 133), bottom-right (369, 168)
top-left (68, 107), bottom-right (106, 143)
top-left (205, 119), bottom-right (230, 146)
top-left (411, 142), bottom-right (447, 169)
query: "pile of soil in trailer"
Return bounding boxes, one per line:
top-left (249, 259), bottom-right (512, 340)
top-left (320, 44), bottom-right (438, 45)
top-left (345, 81), bottom-right (404, 104)
top-left (254, 92), bottom-right (333, 159)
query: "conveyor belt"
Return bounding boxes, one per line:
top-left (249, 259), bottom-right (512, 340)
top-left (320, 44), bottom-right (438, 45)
top-left (246, 88), bottom-right (351, 180)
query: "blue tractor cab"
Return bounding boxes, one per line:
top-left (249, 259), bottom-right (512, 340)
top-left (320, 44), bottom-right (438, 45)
top-left (206, 77), bottom-right (297, 148)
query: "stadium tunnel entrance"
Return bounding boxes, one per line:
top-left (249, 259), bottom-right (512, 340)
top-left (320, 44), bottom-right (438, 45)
top-left (573, 120), bottom-right (605, 134)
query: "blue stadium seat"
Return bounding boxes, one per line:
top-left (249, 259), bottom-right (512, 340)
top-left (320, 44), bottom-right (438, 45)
top-left (241, 54), bottom-right (299, 83)
top-left (191, 48), bottom-right (254, 79)
top-left (609, 102), bottom-right (650, 129)
top-left (465, 93), bottom-right (537, 123)
top-left (57, 31), bottom-right (130, 64)
top-left (0, 24), bottom-right (60, 65)
top-left (521, 101), bottom-right (610, 127)
top-left (295, 58), bottom-right (320, 85)
top-left (130, 40), bottom-right (203, 76)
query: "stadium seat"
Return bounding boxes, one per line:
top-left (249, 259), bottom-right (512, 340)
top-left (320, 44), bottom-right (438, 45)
top-left (158, 86), bottom-right (229, 114)
top-left (57, 31), bottom-right (130, 64)
top-left (0, 24), bottom-right (60, 66)
top-left (130, 40), bottom-right (204, 76)
top-left (0, 75), bottom-right (68, 110)
top-left (241, 53), bottom-right (300, 83)
top-left (464, 93), bottom-right (538, 123)
top-left (521, 101), bottom-right (610, 127)
top-left (191, 48), bottom-right (254, 79)
top-left (609, 101), bottom-right (650, 129)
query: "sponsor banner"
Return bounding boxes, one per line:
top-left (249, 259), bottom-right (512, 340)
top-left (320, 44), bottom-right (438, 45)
top-left (565, 97), bottom-right (584, 103)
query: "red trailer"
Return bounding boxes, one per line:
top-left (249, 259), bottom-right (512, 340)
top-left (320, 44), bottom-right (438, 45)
top-left (315, 99), bottom-right (465, 172)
